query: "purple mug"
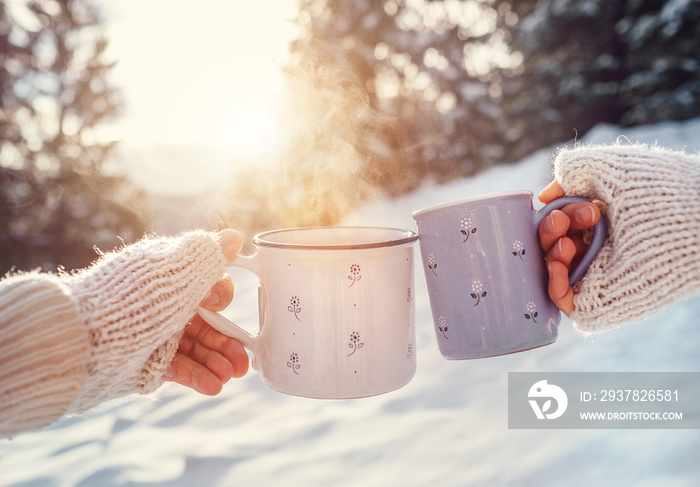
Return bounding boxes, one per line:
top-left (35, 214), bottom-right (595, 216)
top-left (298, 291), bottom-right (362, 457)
top-left (412, 191), bottom-right (606, 359)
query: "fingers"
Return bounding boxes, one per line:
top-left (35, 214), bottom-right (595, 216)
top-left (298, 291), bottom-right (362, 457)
top-left (545, 236), bottom-right (576, 267)
top-left (179, 315), bottom-right (250, 373)
top-left (559, 201), bottom-right (601, 231)
top-left (218, 229), bottom-right (243, 263)
top-left (187, 316), bottom-right (250, 379)
top-left (547, 261), bottom-right (575, 316)
top-left (545, 236), bottom-right (576, 316)
top-left (539, 209), bottom-right (570, 253)
top-left (200, 273), bottom-right (234, 311)
top-left (168, 228), bottom-right (249, 396)
top-left (538, 202), bottom-right (600, 254)
top-left (540, 212), bottom-right (589, 316)
top-left (199, 229), bottom-right (241, 311)
top-left (538, 180), bottom-right (565, 204)
top-left (169, 352), bottom-right (227, 396)
top-left (539, 179), bottom-right (601, 230)
top-left (538, 180), bottom-right (601, 227)
top-left (170, 332), bottom-right (249, 395)
top-left (539, 180), bottom-right (602, 316)
top-left (184, 333), bottom-right (234, 380)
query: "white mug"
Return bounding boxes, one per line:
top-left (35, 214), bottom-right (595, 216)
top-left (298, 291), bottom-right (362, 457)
top-left (199, 226), bottom-right (418, 399)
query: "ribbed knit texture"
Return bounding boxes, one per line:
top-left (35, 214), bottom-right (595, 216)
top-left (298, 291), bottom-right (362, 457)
top-left (0, 275), bottom-right (88, 438)
top-left (0, 231), bottom-right (227, 438)
top-left (553, 143), bottom-right (700, 332)
top-left (66, 231), bottom-right (227, 413)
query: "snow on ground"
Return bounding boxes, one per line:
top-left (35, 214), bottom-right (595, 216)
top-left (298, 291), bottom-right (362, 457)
top-left (2, 118), bottom-right (700, 487)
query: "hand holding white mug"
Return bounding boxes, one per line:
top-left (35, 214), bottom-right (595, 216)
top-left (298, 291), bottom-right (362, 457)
top-left (168, 229), bottom-right (250, 395)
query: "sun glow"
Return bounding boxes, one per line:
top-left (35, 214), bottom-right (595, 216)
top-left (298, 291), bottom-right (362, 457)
top-left (199, 79), bottom-right (280, 156)
top-left (102, 1), bottom-right (298, 154)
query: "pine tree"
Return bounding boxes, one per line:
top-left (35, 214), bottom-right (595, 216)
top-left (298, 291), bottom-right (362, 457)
top-left (292, 0), bottom-right (700, 182)
top-left (0, 0), bottom-right (148, 274)
top-left (218, 0), bottom-right (700, 236)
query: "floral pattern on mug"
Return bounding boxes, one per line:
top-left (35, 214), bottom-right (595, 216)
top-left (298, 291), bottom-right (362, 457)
top-left (288, 296), bottom-right (301, 321)
top-left (438, 316), bottom-right (448, 339)
top-left (524, 301), bottom-right (538, 323)
top-left (470, 280), bottom-right (487, 306)
top-left (287, 353), bottom-right (300, 374)
top-left (407, 343), bottom-right (414, 363)
top-left (407, 287), bottom-right (412, 304)
top-left (460, 217), bottom-right (477, 242)
top-left (512, 240), bottom-right (526, 260)
top-left (427, 253), bottom-right (438, 276)
top-left (347, 331), bottom-right (364, 356)
top-left (348, 264), bottom-right (362, 287)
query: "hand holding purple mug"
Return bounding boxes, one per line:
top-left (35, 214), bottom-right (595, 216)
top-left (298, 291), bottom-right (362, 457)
top-left (537, 180), bottom-right (603, 316)
top-left (413, 190), bottom-right (607, 359)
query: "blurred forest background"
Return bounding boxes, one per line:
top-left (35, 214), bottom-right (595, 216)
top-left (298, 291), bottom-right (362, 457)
top-left (2, 0), bottom-right (700, 275)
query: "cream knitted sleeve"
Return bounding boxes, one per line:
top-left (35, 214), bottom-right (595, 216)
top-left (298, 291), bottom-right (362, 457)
top-left (553, 143), bottom-right (700, 333)
top-left (65, 231), bottom-right (227, 413)
top-left (0, 274), bottom-right (89, 438)
top-left (0, 231), bottom-right (227, 438)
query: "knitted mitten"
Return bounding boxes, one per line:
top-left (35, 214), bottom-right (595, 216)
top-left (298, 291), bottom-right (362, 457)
top-left (553, 143), bottom-right (700, 332)
top-left (66, 230), bottom-right (227, 413)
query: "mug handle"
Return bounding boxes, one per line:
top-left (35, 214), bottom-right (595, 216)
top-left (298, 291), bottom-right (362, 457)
top-left (534, 196), bottom-right (607, 286)
top-left (197, 253), bottom-right (261, 361)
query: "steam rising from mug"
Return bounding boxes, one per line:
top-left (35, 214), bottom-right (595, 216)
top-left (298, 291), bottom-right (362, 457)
top-left (214, 40), bottom-right (417, 238)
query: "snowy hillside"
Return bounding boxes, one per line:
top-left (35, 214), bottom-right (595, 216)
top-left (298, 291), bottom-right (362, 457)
top-left (1, 118), bottom-right (699, 487)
